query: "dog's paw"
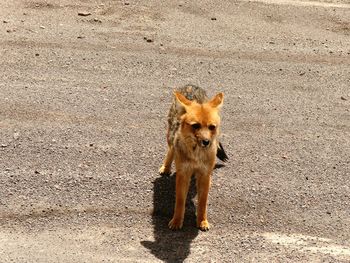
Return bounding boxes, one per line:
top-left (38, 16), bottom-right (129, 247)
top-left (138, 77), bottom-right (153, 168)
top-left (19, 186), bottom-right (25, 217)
top-left (168, 217), bottom-right (183, 230)
top-left (159, 165), bottom-right (171, 175)
top-left (197, 220), bottom-right (210, 231)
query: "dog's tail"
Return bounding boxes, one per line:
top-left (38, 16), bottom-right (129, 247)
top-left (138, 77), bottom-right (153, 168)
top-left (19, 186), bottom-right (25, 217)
top-left (216, 142), bottom-right (228, 162)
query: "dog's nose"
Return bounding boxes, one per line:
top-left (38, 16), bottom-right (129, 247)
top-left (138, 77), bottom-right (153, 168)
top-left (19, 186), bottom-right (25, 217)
top-left (202, 140), bottom-right (210, 147)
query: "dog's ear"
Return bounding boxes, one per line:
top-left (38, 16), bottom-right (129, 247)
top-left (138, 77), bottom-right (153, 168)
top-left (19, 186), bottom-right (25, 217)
top-left (209, 92), bottom-right (224, 108)
top-left (174, 92), bottom-right (192, 108)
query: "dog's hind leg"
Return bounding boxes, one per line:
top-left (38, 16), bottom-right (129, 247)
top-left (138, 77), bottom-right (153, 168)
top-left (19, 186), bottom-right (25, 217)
top-left (159, 146), bottom-right (174, 175)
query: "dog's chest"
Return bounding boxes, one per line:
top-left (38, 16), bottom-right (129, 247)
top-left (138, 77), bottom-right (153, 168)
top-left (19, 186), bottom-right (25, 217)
top-left (176, 140), bottom-right (216, 173)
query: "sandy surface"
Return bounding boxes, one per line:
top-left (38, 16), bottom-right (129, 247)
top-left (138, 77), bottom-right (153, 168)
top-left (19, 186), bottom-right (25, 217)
top-left (0, 0), bottom-right (349, 262)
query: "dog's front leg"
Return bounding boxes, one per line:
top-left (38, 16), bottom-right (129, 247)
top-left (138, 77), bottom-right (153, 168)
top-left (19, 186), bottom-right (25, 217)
top-left (168, 170), bottom-right (191, 230)
top-left (196, 172), bottom-right (211, 231)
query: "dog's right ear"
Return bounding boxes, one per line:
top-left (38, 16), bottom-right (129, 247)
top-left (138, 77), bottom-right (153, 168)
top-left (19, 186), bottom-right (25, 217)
top-left (174, 92), bottom-right (192, 109)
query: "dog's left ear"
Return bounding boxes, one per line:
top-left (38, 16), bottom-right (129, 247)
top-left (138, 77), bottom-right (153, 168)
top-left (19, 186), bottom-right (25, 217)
top-left (209, 92), bottom-right (224, 108)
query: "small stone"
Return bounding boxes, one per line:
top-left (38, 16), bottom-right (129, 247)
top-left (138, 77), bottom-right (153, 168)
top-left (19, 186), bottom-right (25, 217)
top-left (34, 170), bottom-right (40, 174)
top-left (78, 12), bottom-right (91, 16)
top-left (35, 53), bottom-right (40, 56)
top-left (77, 36), bottom-right (85, 39)
top-left (3, 20), bottom-right (9, 23)
top-left (13, 132), bottom-right (20, 140)
top-left (211, 17), bottom-right (217, 21)
top-left (299, 72), bottom-right (306, 76)
top-left (146, 38), bottom-right (153, 43)
top-left (1, 144), bottom-right (8, 148)
top-left (341, 96), bottom-right (347, 101)
top-left (124, 2), bottom-right (130, 5)
top-left (39, 25), bottom-right (45, 29)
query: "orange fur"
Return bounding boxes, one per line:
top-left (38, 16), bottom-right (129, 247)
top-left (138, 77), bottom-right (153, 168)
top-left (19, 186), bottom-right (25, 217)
top-left (160, 90), bottom-right (224, 231)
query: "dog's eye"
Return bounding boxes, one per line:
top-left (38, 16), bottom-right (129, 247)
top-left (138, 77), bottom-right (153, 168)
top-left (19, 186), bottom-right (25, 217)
top-left (191, 123), bottom-right (201, 130)
top-left (208, 125), bottom-right (216, 131)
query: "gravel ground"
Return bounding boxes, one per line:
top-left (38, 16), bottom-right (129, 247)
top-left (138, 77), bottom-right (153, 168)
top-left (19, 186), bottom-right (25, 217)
top-left (0, 0), bottom-right (349, 262)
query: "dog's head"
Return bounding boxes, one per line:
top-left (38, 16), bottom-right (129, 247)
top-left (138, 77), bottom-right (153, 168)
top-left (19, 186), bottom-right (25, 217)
top-left (175, 91), bottom-right (223, 149)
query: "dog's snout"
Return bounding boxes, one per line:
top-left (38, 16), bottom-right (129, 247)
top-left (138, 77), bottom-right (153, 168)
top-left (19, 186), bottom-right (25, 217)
top-left (201, 139), bottom-right (210, 147)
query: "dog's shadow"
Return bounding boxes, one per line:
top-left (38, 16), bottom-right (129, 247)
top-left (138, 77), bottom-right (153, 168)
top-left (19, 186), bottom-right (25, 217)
top-left (141, 173), bottom-right (198, 263)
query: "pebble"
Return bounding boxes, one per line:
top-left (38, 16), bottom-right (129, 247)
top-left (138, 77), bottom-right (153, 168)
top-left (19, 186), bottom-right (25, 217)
top-left (40, 25), bottom-right (45, 29)
top-left (1, 144), bottom-right (8, 148)
top-left (13, 132), bottom-right (20, 140)
top-left (78, 12), bottom-right (91, 16)
top-left (341, 96), bottom-right (347, 101)
top-left (143, 37), bottom-right (153, 43)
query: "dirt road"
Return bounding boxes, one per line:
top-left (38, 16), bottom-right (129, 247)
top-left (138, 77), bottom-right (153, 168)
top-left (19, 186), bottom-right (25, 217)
top-left (0, 0), bottom-right (349, 262)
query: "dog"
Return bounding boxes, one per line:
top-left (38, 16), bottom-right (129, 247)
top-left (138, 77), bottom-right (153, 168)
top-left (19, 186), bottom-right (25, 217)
top-left (159, 85), bottom-right (227, 231)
